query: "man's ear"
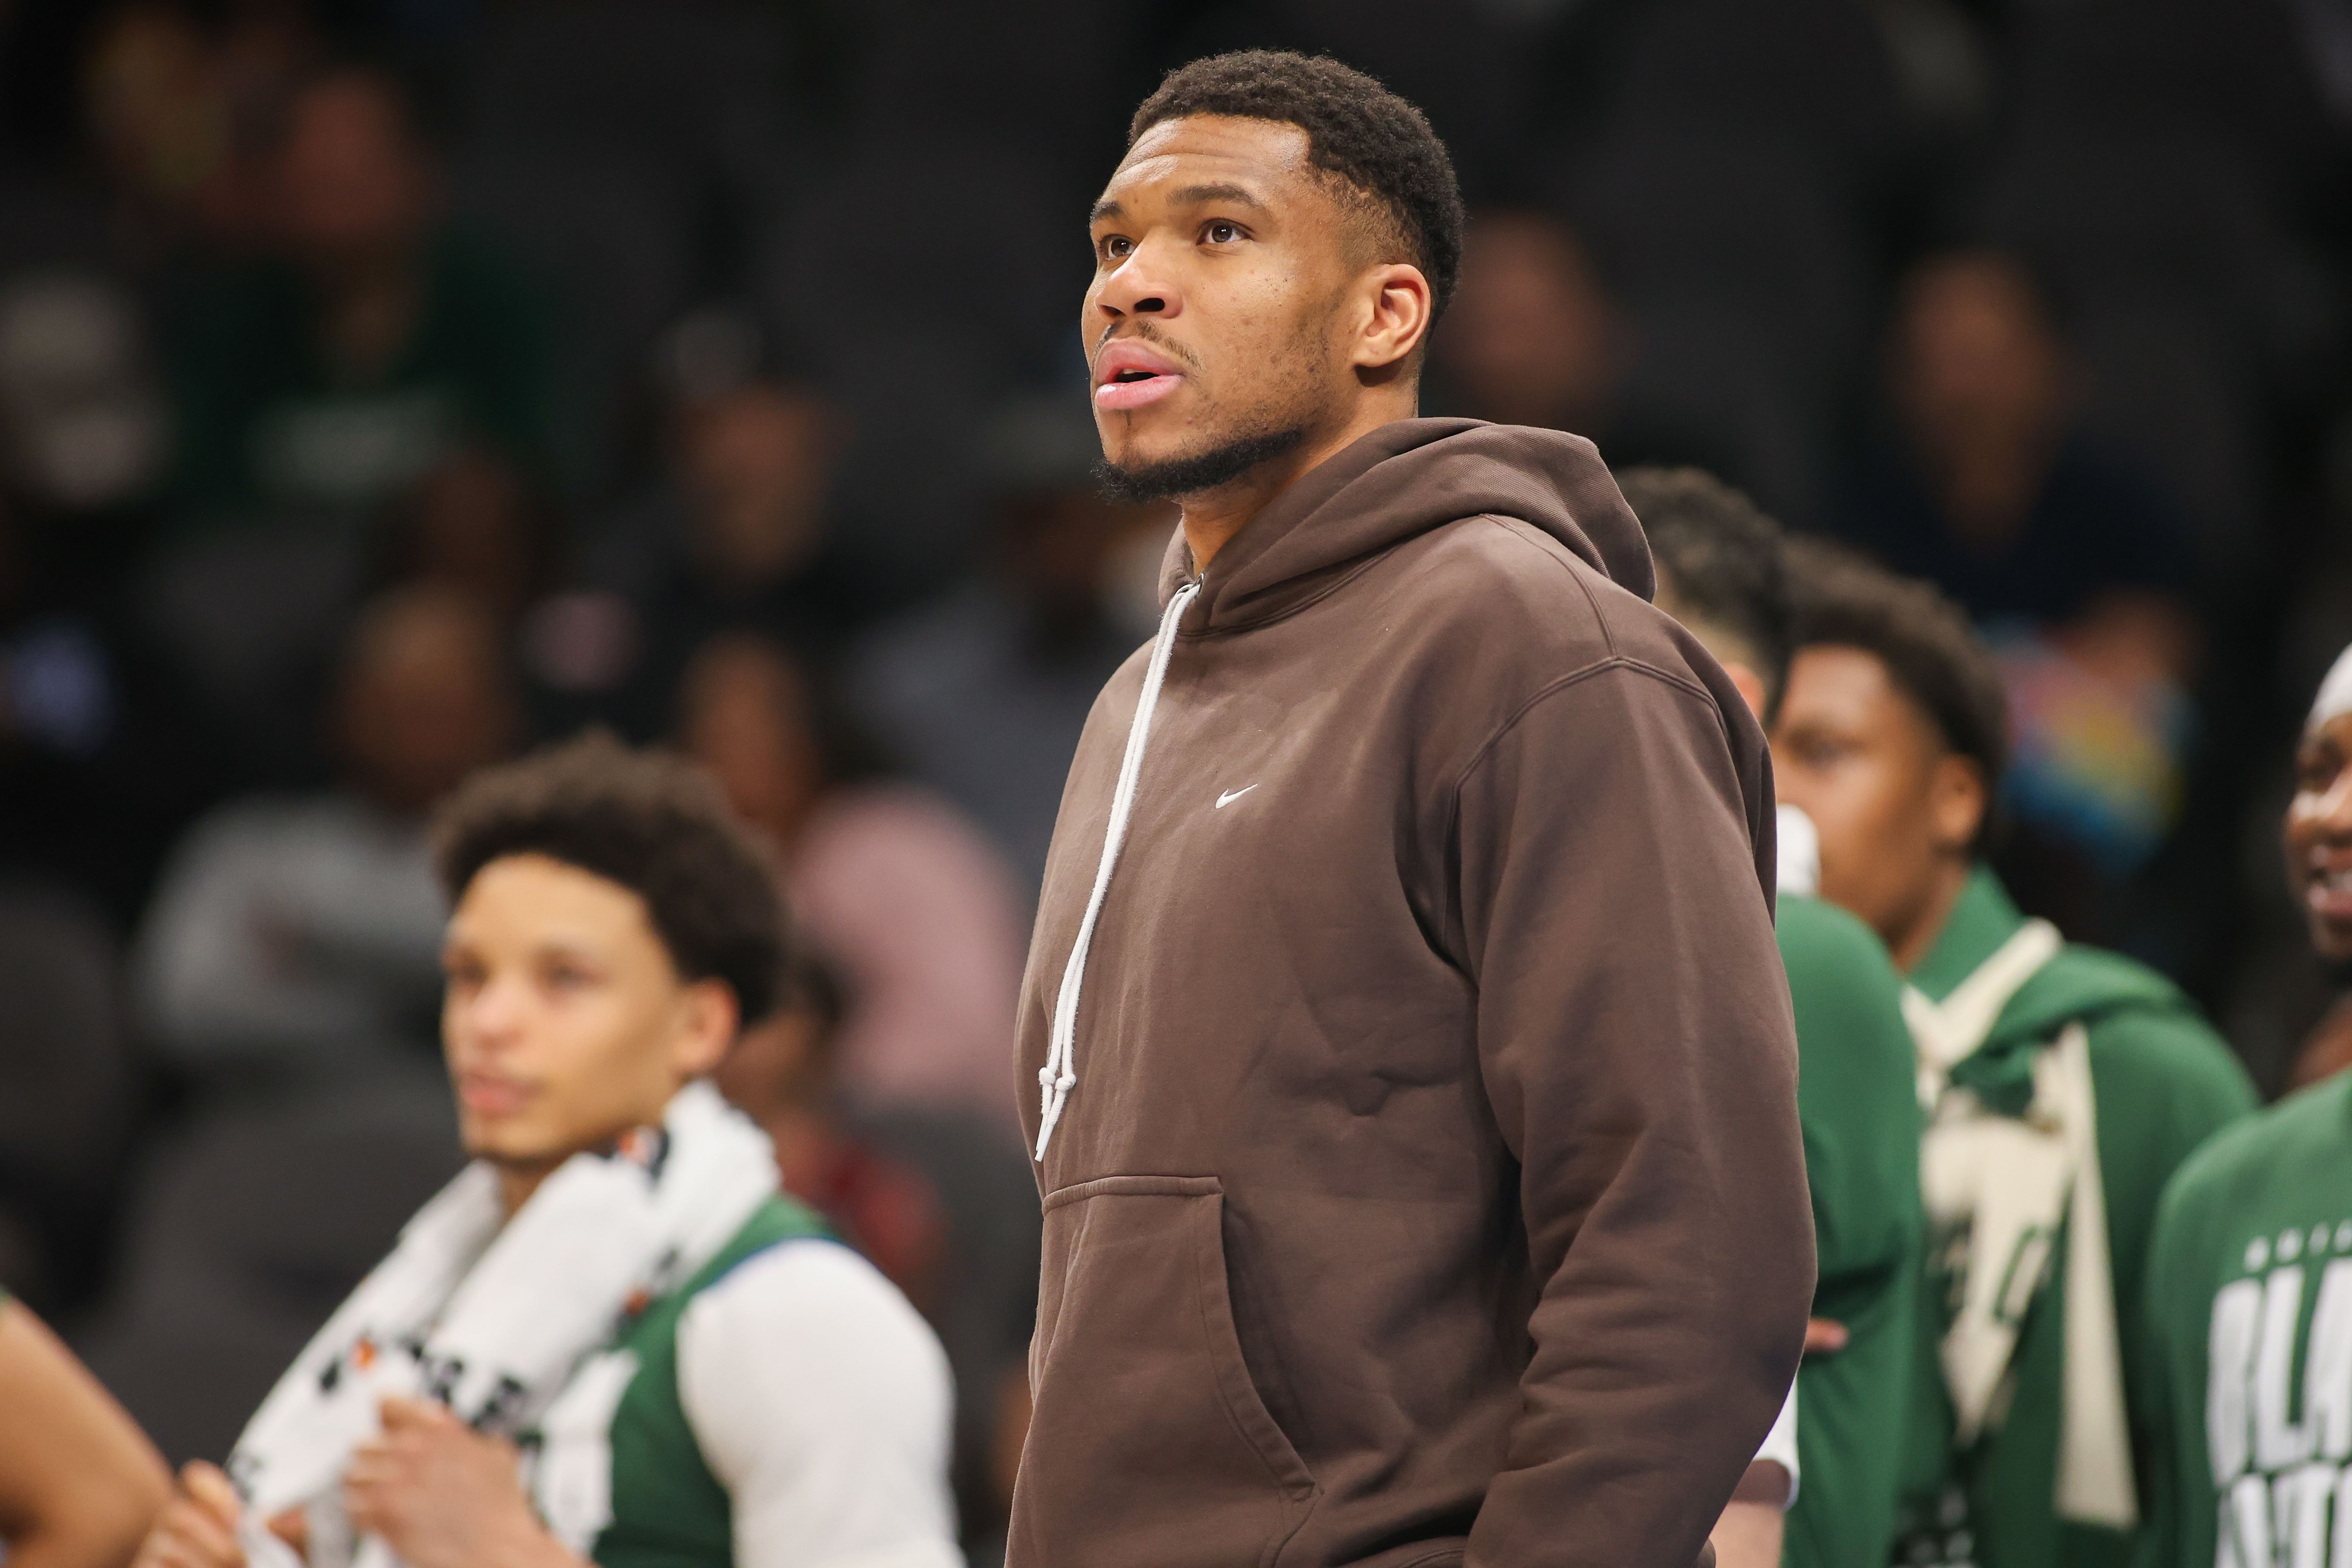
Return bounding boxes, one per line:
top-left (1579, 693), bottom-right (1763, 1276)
top-left (1351, 262), bottom-right (1433, 375)
top-left (1928, 754), bottom-right (1989, 856)
top-left (1721, 662), bottom-right (1769, 725)
top-left (674, 979), bottom-right (741, 1079)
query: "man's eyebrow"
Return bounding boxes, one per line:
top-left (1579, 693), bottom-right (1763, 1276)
top-left (1090, 183), bottom-right (1269, 225)
top-left (1170, 182), bottom-right (1266, 210)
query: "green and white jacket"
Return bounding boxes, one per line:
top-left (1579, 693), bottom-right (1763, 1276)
top-left (1892, 869), bottom-right (2254, 1568)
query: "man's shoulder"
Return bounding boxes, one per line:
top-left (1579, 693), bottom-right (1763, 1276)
top-left (1380, 512), bottom-right (1722, 701)
top-left (2002, 941), bottom-right (2235, 1078)
top-left (2164, 1074), bottom-right (2352, 1231)
top-left (2058, 955), bottom-right (2246, 1096)
top-left (1776, 897), bottom-right (1913, 1075)
top-left (1777, 895), bottom-right (1900, 997)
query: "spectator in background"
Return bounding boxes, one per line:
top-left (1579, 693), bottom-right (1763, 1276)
top-left (851, 397), bottom-right (1164, 897)
top-left (679, 631), bottom-right (1025, 1129)
top-left (1432, 207), bottom-right (1733, 476)
top-left (134, 586), bottom-right (516, 1075)
top-left (715, 953), bottom-right (946, 1316)
top-left (0, 1290), bottom-right (169, 1568)
top-left (372, 445), bottom-right (552, 630)
top-left (80, 0), bottom-right (322, 264)
top-left (1835, 251), bottom-right (2202, 906)
top-left (163, 62), bottom-right (553, 521)
top-left (0, 276), bottom-right (218, 920)
top-left (556, 375), bottom-right (858, 739)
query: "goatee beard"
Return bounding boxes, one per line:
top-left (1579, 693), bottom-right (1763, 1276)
top-left (1094, 425), bottom-right (1309, 504)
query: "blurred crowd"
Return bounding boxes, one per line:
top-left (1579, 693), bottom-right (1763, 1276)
top-left (0, 0), bottom-right (2347, 1560)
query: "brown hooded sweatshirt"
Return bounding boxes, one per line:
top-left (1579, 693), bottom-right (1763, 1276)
top-left (1010, 419), bottom-right (1812, 1568)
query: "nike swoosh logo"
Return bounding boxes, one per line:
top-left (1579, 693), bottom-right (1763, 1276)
top-left (1215, 785), bottom-right (1259, 809)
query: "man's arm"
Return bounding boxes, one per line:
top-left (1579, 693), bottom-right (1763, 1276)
top-left (1453, 664), bottom-right (1813, 1568)
top-left (0, 1297), bottom-right (171, 1568)
top-left (676, 1241), bottom-right (963, 1568)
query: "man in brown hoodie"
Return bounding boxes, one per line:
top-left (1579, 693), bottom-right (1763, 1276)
top-left (1012, 51), bottom-right (1813, 1568)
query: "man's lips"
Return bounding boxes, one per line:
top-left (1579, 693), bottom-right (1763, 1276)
top-left (1093, 340), bottom-right (1186, 411)
top-left (457, 1072), bottom-right (535, 1118)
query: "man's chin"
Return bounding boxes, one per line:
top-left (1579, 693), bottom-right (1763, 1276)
top-left (458, 1118), bottom-right (553, 1167)
top-left (1096, 425), bottom-right (1309, 505)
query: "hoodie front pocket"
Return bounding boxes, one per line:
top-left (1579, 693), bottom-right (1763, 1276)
top-left (1012, 1174), bottom-right (1316, 1568)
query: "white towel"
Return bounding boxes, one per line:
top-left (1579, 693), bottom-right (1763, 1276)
top-left (1906, 922), bottom-right (2137, 1530)
top-left (226, 1080), bottom-right (779, 1566)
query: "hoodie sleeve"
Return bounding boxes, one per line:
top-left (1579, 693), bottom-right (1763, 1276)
top-left (1451, 659), bottom-right (1813, 1568)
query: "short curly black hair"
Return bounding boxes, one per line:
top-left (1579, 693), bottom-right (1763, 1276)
top-left (431, 731), bottom-right (786, 1023)
top-left (1785, 538), bottom-right (2009, 852)
top-left (1619, 466), bottom-right (1792, 718)
top-left (1129, 50), bottom-right (1465, 320)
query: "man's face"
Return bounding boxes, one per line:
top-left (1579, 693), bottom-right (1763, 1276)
top-left (276, 76), bottom-right (435, 264)
top-left (440, 855), bottom-right (731, 1174)
top-left (680, 385), bottom-right (833, 588)
top-left (1892, 255), bottom-right (2070, 466)
top-left (1082, 116), bottom-right (1367, 492)
top-left (338, 596), bottom-right (517, 818)
top-left (2286, 712), bottom-right (2352, 962)
top-left (1773, 645), bottom-right (1981, 955)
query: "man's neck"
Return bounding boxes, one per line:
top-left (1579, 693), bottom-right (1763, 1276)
top-left (1889, 858), bottom-right (1975, 975)
top-left (495, 1159), bottom-right (558, 1219)
top-left (1179, 394), bottom-right (1416, 571)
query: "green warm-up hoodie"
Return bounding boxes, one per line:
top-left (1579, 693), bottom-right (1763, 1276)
top-left (1893, 868), bottom-right (2255, 1568)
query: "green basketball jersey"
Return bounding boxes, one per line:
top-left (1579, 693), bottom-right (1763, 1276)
top-left (528, 1196), bottom-right (831, 1568)
top-left (2138, 1072), bottom-right (2352, 1568)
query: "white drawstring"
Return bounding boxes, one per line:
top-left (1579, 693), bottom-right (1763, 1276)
top-left (1035, 582), bottom-right (1199, 1160)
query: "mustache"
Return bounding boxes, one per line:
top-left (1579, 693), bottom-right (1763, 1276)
top-left (1093, 321), bottom-right (1203, 373)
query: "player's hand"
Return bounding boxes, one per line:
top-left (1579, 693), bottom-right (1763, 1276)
top-left (1803, 1316), bottom-right (1849, 1356)
top-left (133, 1462), bottom-right (248, 1568)
top-left (343, 1398), bottom-right (576, 1568)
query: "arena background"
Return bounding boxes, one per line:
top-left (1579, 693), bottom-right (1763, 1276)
top-left (0, 0), bottom-right (2341, 1560)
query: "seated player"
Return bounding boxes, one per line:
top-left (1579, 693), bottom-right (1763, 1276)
top-left (130, 732), bottom-right (962, 1568)
top-left (0, 1290), bottom-right (170, 1568)
top-left (1773, 543), bottom-right (2253, 1568)
top-left (2135, 645), bottom-right (2352, 1568)
top-left (1625, 467), bottom-right (1925, 1568)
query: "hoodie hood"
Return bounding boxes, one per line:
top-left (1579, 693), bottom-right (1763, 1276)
top-left (1156, 418), bottom-right (1654, 632)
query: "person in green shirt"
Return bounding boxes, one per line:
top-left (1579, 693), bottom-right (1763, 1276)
top-left (1624, 467), bottom-right (1926, 1568)
top-left (1771, 542), bottom-right (2255, 1568)
top-left (2136, 644), bottom-right (2352, 1568)
top-left (130, 735), bottom-right (960, 1568)
top-left (165, 65), bottom-right (554, 521)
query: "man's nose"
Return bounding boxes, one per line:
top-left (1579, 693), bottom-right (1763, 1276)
top-left (457, 974), bottom-right (528, 1043)
top-left (1093, 238), bottom-right (1182, 322)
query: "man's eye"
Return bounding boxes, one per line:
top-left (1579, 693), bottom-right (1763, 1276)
top-left (1099, 235), bottom-right (1132, 260)
top-left (1204, 221), bottom-right (1241, 244)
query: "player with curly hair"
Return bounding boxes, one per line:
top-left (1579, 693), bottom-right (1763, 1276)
top-left (131, 734), bottom-right (961, 1568)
